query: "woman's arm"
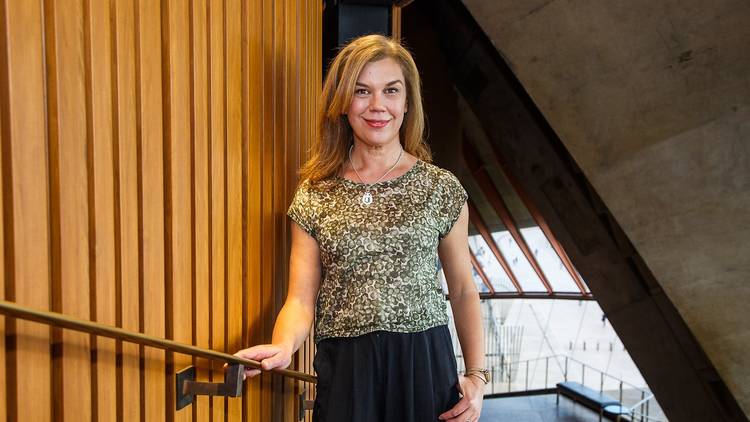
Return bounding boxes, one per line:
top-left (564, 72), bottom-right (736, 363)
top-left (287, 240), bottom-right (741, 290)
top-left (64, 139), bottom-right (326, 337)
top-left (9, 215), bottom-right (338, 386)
top-left (437, 204), bottom-right (486, 422)
top-left (234, 221), bottom-right (321, 378)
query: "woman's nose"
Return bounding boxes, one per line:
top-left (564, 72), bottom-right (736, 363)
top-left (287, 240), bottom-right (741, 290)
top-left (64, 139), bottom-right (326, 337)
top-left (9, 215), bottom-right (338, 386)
top-left (368, 92), bottom-right (385, 110)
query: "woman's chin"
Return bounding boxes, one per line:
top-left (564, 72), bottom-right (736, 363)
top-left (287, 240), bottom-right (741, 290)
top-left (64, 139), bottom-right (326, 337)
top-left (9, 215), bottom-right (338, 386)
top-left (354, 134), bottom-right (400, 147)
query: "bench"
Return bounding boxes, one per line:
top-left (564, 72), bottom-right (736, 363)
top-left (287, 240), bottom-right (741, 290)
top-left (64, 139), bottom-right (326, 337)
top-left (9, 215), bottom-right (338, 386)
top-left (556, 381), bottom-right (624, 421)
top-left (603, 404), bottom-right (632, 421)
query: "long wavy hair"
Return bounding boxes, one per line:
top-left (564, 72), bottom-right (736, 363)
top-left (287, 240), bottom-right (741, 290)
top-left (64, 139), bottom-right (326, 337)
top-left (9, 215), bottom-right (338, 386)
top-left (300, 34), bottom-right (432, 182)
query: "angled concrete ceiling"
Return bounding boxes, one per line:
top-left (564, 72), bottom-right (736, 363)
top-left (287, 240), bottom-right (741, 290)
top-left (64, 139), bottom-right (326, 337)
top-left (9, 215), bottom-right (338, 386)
top-left (460, 0), bottom-right (750, 418)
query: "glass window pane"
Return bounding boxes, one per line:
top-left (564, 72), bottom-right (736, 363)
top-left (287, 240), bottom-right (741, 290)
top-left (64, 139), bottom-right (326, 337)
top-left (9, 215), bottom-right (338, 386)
top-left (519, 227), bottom-right (587, 292)
top-left (469, 233), bottom-right (517, 292)
top-left (491, 231), bottom-right (547, 292)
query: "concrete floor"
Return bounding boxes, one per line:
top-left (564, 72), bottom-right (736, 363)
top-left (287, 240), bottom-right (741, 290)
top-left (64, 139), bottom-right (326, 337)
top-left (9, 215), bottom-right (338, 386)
top-left (480, 394), bottom-right (606, 422)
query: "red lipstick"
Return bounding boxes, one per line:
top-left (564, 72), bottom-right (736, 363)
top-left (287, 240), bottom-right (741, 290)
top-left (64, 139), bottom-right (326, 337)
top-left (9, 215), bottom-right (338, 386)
top-left (364, 118), bottom-right (389, 128)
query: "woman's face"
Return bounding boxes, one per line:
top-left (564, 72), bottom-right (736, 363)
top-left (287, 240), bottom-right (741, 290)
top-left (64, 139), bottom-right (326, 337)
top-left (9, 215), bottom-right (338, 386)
top-left (346, 58), bottom-right (408, 148)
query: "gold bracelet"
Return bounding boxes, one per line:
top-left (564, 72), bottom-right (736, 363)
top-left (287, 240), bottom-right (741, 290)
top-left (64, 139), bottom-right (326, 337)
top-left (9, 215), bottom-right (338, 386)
top-left (463, 368), bottom-right (491, 384)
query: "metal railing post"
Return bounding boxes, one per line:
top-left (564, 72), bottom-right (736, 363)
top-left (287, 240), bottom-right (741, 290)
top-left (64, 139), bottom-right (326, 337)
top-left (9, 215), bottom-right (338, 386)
top-left (525, 360), bottom-right (529, 390)
top-left (507, 362), bottom-right (511, 392)
top-left (491, 366), bottom-right (496, 395)
top-left (581, 364), bottom-right (585, 386)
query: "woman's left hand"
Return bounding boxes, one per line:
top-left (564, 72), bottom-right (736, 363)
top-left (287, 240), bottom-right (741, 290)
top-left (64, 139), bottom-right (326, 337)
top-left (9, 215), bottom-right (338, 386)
top-left (438, 375), bottom-right (485, 422)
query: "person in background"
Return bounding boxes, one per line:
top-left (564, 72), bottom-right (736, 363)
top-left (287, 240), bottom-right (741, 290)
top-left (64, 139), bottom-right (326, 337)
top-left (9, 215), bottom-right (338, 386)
top-left (234, 34), bottom-right (487, 422)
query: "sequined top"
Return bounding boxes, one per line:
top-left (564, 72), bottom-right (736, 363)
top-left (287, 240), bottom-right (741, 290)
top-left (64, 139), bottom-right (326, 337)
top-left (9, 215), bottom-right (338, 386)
top-left (287, 160), bottom-right (468, 343)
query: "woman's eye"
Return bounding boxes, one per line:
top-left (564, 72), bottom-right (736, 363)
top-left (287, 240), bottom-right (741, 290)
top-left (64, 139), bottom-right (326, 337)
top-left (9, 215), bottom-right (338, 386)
top-left (355, 88), bottom-right (369, 96)
top-left (385, 87), bottom-right (400, 94)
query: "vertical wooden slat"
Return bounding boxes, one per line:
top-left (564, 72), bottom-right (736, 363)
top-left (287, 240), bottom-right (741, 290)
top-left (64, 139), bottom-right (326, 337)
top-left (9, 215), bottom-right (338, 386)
top-left (208, 0), bottom-right (226, 419)
top-left (281, 0), bottom-right (296, 417)
top-left (134, 0), bottom-right (146, 416)
top-left (0, 26), bottom-right (7, 418)
top-left (270, 1), bottom-right (287, 419)
top-left (41, 0), bottom-right (63, 417)
top-left (245, 1), bottom-right (263, 421)
top-left (114, 0), bottom-right (142, 419)
top-left (240, 0), bottom-right (249, 418)
top-left (391, 6), bottom-right (401, 40)
top-left (259, 0), bottom-right (275, 419)
top-left (188, 9), bottom-right (197, 419)
top-left (165, 1), bottom-right (193, 421)
top-left (82, 0), bottom-right (98, 417)
top-left (137, 0), bottom-right (167, 420)
top-left (191, 0), bottom-right (210, 421)
top-left (160, 0), bottom-right (175, 416)
top-left (53, 0), bottom-right (93, 419)
top-left (4, 1), bottom-right (52, 420)
top-left (225, 0), bottom-right (242, 420)
top-left (88, 0), bottom-right (118, 419)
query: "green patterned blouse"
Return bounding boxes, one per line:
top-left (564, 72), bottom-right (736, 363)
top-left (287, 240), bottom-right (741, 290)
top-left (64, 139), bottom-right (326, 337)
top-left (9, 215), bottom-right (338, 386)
top-left (287, 160), bottom-right (468, 343)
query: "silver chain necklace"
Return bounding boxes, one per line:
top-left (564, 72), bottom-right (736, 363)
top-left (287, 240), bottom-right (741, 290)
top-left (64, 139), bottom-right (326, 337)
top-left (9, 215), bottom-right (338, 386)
top-left (348, 144), bottom-right (403, 206)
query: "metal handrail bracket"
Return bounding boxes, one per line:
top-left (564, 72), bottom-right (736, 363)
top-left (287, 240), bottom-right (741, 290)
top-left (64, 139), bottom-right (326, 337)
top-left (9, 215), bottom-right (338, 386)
top-left (177, 364), bottom-right (244, 410)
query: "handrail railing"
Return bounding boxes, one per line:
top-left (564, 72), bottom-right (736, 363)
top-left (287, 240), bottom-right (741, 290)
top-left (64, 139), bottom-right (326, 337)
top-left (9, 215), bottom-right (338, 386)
top-left (622, 393), bottom-right (663, 422)
top-left (0, 299), bottom-right (317, 384)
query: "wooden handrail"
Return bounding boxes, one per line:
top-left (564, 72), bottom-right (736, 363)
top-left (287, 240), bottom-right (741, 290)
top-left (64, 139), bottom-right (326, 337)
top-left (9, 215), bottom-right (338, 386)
top-left (0, 299), bottom-right (316, 384)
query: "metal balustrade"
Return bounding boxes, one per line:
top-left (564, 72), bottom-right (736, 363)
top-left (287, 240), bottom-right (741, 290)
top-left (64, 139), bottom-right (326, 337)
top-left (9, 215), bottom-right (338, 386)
top-left (454, 353), bottom-right (667, 421)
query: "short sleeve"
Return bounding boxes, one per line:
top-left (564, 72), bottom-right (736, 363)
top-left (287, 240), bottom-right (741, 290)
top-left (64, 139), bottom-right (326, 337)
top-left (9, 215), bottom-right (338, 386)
top-left (287, 179), bottom-right (317, 237)
top-left (437, 172), bottom-right (468, 239)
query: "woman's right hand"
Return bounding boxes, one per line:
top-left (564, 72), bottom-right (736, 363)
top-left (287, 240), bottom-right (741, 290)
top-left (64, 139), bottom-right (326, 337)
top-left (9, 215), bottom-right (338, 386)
top-left (233, 344), bottom-right (293, 379)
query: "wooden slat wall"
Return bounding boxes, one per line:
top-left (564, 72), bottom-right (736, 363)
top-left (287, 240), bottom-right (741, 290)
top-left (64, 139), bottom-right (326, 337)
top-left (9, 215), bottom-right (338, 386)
top-left (0, 0), bottom-right (321, 421)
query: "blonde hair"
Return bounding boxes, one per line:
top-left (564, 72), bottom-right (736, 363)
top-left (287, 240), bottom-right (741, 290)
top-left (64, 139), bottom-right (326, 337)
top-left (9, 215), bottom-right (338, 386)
top-left (300, 34), bottom-right (432, 182)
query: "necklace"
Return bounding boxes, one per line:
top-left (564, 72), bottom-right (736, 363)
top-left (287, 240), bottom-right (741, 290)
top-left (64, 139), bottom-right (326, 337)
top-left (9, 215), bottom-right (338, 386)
top-left (348, 144), bottom-right (404, 206)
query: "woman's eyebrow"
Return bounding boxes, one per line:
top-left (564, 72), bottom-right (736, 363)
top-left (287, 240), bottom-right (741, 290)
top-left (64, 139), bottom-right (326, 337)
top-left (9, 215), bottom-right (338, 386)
top-left (355, 80), bottom-right (404, 87)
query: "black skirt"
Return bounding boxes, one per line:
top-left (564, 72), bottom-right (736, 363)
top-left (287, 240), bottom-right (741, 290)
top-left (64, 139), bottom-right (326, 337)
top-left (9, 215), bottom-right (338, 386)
top-left (313, 325), bottom-right (461, 422)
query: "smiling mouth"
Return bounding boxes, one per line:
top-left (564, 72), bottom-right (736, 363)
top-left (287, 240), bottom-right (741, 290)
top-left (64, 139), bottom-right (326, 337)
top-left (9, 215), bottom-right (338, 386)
top-left (364, 118), bottom-right (390, 128)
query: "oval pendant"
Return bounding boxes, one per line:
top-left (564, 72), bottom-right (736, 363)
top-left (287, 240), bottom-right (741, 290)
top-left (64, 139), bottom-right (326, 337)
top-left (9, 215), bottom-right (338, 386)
top-left (361, 191), bottom-right (373, 206)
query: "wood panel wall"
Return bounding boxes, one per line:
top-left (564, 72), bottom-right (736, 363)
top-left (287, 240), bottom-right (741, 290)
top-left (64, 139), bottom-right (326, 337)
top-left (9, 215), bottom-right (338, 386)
top-left (0, 0), bottom-right (321, 421)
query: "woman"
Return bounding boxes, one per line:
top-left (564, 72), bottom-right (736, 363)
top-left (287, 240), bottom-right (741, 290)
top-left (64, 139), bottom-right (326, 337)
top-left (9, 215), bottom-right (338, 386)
top-left (235, 34), bottom-right (486, 422)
